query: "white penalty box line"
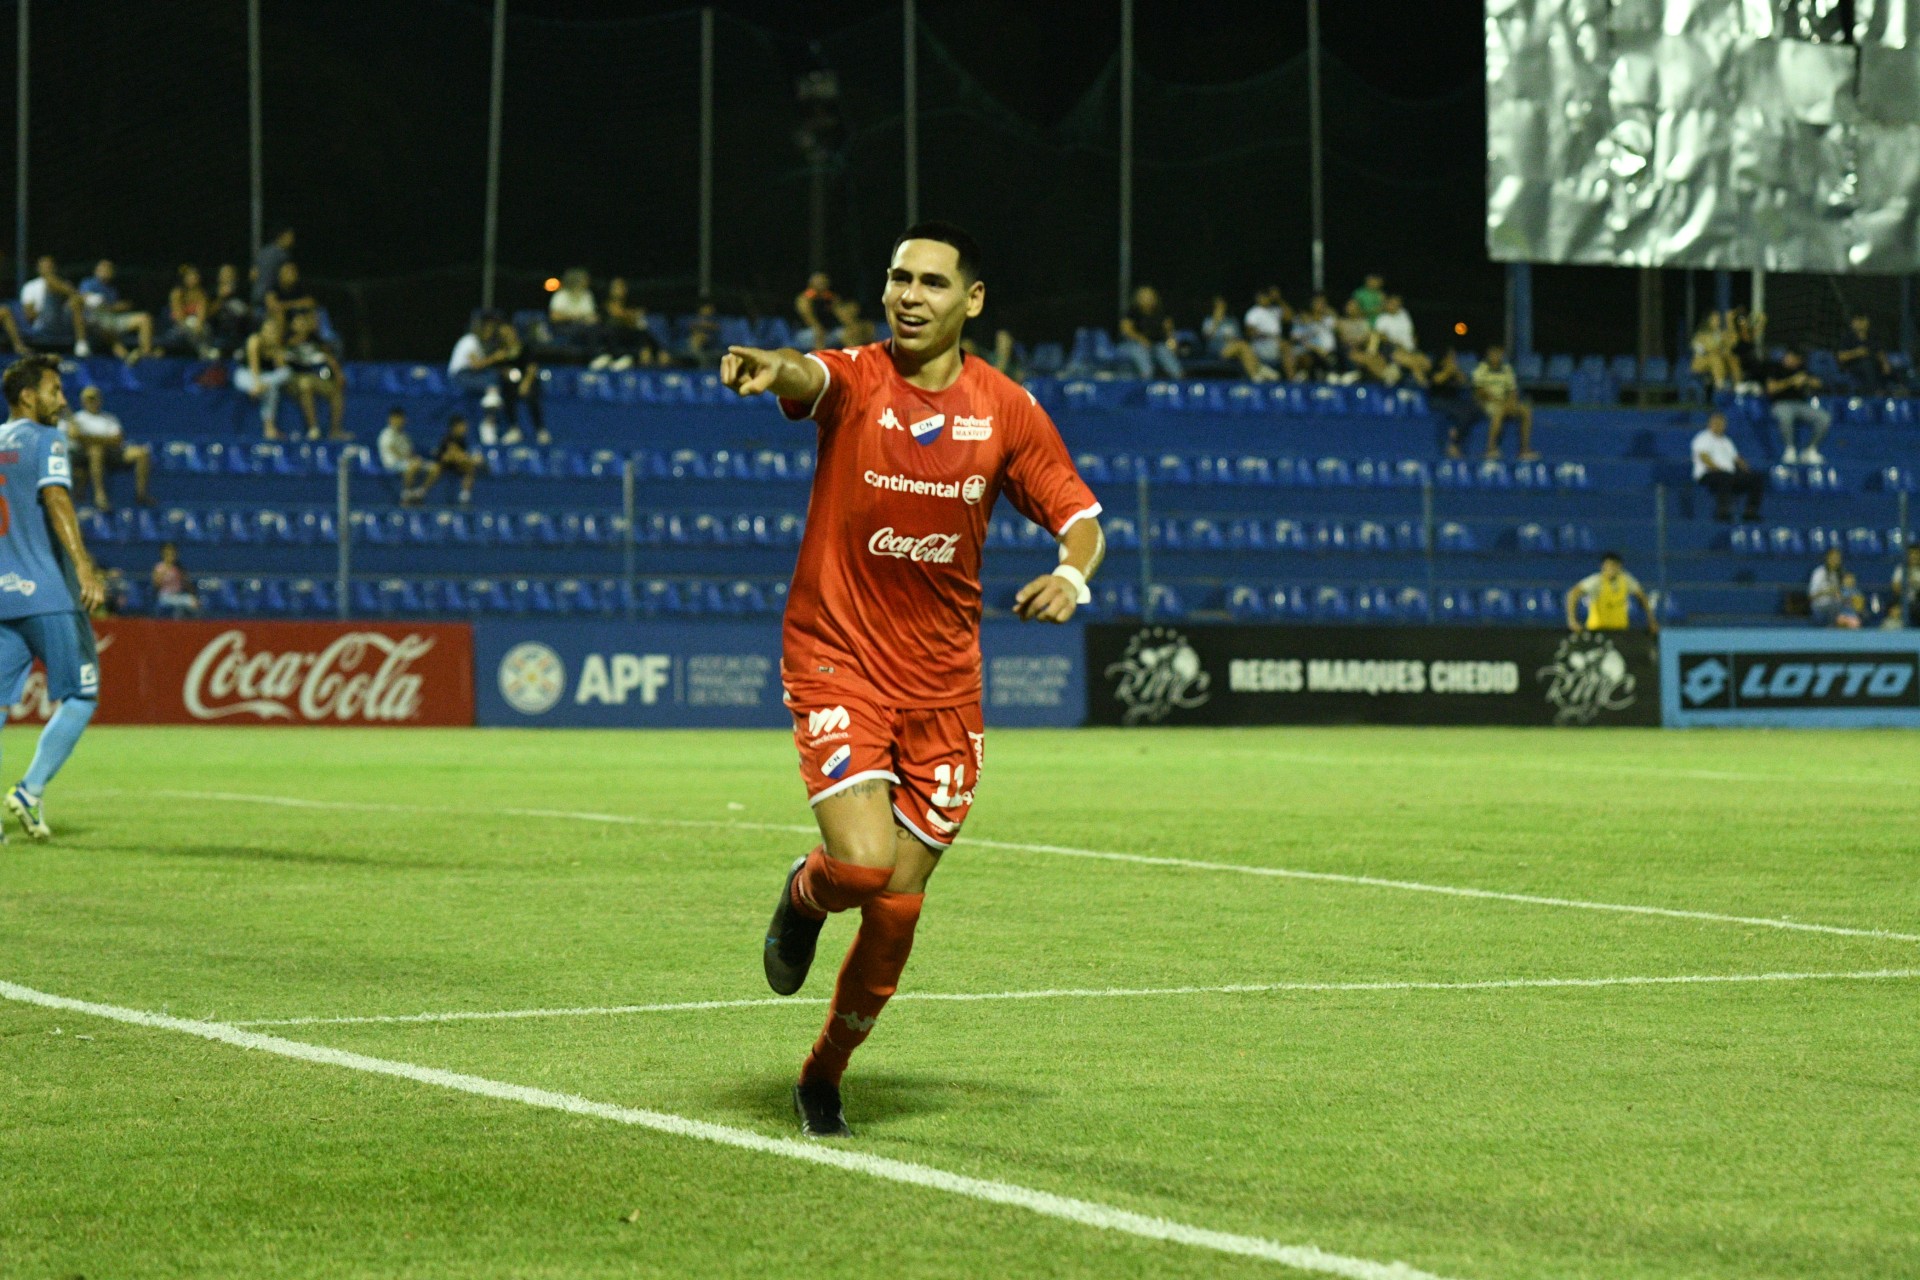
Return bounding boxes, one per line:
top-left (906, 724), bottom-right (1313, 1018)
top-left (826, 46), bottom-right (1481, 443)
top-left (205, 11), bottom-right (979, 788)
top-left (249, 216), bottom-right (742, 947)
top-left (143, 788), bottom-right (1920, 946)
top-left (234, 968), bottom-right (1920, 1029)
top-left (0, 978), bottom-right (1456, 1280)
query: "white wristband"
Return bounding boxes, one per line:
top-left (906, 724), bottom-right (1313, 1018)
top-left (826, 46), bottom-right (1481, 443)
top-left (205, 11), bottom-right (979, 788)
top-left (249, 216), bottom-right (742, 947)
top-left (1051, 563), bottom-right (1092, 605)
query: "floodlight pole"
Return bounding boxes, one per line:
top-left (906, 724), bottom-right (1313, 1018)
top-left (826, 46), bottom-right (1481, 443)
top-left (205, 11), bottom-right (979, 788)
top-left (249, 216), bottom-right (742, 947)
top-left (1750, 266), bottom-right (1765, 319)
top-left (1307, 0), bottom-right (1325, 295)
top-left (248, 0), bottom-right (262, 262)
top-left (14, 0), bottom-right (26, 287)
top-left (904, 0), bottom-right (918, 225)
top-left (698, 7), bottom-right (714, 299)
top-left (1117, 0), bottom-right (1133, 324)
top-left (481, 0), bottom-right (508, 311)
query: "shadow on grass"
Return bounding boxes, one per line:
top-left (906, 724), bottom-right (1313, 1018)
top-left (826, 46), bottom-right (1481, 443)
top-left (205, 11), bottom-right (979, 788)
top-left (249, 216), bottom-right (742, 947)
top-left (91, 840), bottom-right (451, 870)
top-left (710, 1070), bottom-right (1048, 1131)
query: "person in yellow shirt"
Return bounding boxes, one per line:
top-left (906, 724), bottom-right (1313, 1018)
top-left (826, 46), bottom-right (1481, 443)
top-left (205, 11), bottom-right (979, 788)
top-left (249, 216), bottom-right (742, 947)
top-left (1565, 552), bottom-right (1659, 635)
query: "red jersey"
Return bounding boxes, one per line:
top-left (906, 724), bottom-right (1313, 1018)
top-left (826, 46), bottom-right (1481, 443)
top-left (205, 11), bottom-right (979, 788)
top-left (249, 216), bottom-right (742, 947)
top-left (777, 342), bottom-right (1100, 708)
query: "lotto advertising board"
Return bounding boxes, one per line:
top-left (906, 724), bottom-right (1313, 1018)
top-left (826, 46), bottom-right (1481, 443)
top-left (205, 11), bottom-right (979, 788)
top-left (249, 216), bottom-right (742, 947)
top-left (1086, 624), bottom-right (1660, 727)
top-left (475, 621), bottom-right (1085, 729)
top-left (6, 618), bottom-right (474, 726)
top-left (1661, 628), bottom-right (1920, 728)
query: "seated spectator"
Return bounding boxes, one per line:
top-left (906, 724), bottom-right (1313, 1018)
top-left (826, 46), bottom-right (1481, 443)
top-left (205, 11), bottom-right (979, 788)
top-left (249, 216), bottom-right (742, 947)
top-left (1890, 544), bottom-right (1920, 628)
top-left (378, 406), bottom-right (435, 504)
top-left (1118, 285), bottom-right (1182, 380)
top-left (1565, 551), bottom-right (1658, 636)
top-left (1200, 295), bottom-right (1278, 382)
top-left (1372, 295), bottom-right (1431, 385)
top-left (78, 259), bottom-right (156, 363)
top-left (1289, 294), bottom-right (1337, 379)
top-left (1472, 344), bottom-right (1539, 460)
top-left (166, 264), bottom-right (210, 354)
top-left (1335, 298), bottom-right (1395, 384)
top-left (1727, 306), bottom-right (1763, 386)
top-left (151, 542), bottom-right (200, 619)
top-left (1809, 547), bottom-right (1864, 627)
top-left (263, 260), bottom-right (319, 329)
top-left (285, 309), bottom-right (349, 441)
top-left (832, 297), bottom-right (876, 348)
top-left (19, 256), bottom-right (90, 355)
top-left (1763, 348), bottom-right (1828, 464)
top-left (794, 272), bottom-right (837, 350)
top-left (682, 299), bottom-right (720, 367)
top-left (1689, 311), bottom-right (1735, 391)
top-left (1690, 410), bottom-right (1763, 521)
top-left (548, 267), bottom-right (599, 352)
top-left (989, 328), bottom-right (1024, 381)
top-left (253, 226), bottom-right (295, 305)
top-left (590, 276), bottom-right (664, 370)
top-left (65, 385), bottom-right (152, 511)
top-left (449, 312), bottom-right (545, 446)
top-left (206, 263), bottom-right (253, 359)
top-left (1835, 314), bottom-right (1890, 394)
top-left (1433, 348), bottom-right (1482, 458)
top-left (1242, 286), bottom-right (1294, 379)
top-left (1350, 273), bottom-right (1386, 320)
top-left (235, 315), bottom-right (294, 439)
top-left (430, 414), bottom-right (482, 505)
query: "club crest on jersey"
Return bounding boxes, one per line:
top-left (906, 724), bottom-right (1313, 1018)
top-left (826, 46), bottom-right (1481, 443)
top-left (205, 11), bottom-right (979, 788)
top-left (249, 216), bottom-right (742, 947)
top-left (952, 414), bottom-right (992, 442)
top-left (908, 412), bottom-right (945, 445)
top-left (821, 744), bottom-right (852, 779)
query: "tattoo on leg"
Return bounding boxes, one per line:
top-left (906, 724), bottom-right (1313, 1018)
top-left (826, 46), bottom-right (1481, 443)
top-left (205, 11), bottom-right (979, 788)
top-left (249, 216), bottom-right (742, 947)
top-left (842, 778), bottom-right (890, 800)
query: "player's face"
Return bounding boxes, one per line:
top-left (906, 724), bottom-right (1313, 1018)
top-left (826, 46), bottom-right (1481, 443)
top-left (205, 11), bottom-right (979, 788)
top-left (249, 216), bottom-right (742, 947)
top-left (883, 240), bottom-right (983, 357)
top-left (23, 371), bottom-right (66, 425)
top-left (1601, 561), bottom-right (1621, 581)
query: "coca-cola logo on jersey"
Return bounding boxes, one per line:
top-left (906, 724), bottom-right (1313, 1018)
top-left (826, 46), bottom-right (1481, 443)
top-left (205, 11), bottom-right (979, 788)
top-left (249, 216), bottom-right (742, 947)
top-left (184, 629), bottom-right (436, 722)
top-left (867, 527), bottom-right (962, 564)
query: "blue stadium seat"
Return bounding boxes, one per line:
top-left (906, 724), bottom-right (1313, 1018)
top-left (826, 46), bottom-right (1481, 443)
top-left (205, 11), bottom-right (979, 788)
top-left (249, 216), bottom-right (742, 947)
top-left (1479, 587), bottom-right (1516, 619)
top-left (1392, 520), bottom-right (1425, 552)
top-left (1475, 460), bottom-right (1512, 488)
top-left (1223, 384), bottom-right (1266, 415)
top-left (1437, 521), bottom-right (1477, 553)
top-left (1553, 462), bottom-right (1592, 489)
top-left (1512, 461), bottom-right (1551, 489)
top-left (1102, 516), bottom-right (1139, 550)
top-left (1395, 586), bottom-right (1431, 622)
top-left (1516, 352), bottom-right (1545, 380)
top-left (1235, 456), bottom-right (1274, 486)
top-left (1806, 526), bottom-right (1843, 554)
top-left (1879, 465), bottom-right (1918, 493)
top-left (1268, 585), bottom-right (1310, 619)
top-left (1768, 527), bottom-right (1806, 556)
top-left (1145, 584), bottom-right (1186, 619)
top-left (1226, 584), bottom-right (1266, 620)
top-left (1355, 521), bottom-right (1391, 553)
top-left (1155, 454), bottom-right (1193, 485)
top-left (1353, 586), bottom-right (1393, 622)
top-left (1395, 459), bottom-right (1431, 487)
top-left (1556, 523), bottom-right (1596, 553)
top-left (1516, 522), bottom-right (1553, 554)
top-left (725, 580), bottom-right (768, 615)
top-left (1518, 586), bottom-right (1553, 624)
top-left (1312, 521), bottom-right (1351, 552)
top-left (1352, 458), bottom-right (1392, 487)
top-left (1314, 457), bottom-right (1353, 486)
top-left (1545, 354), bottom-right (1575, 381)
top-left (467, 579), bottom-right (512, 614)
top-left (1271, 519), bottom-right (1309, 551)
top-left (1074, 453), bottom-right (1111, 485)
top-left (379, 578), bottom-right (424, 615)
top-left (554, 579), bottom-right (599, 615)
top-left (1435, 459), bottom-right (1474, 489)
top-left (1185, 518), bottom-right (1227, 549)
top-left (1312, 586), bottom-right (1352, 620)
top-left (1846, 528), bottom-right (1883, 556)
top-left (1437, 588), bottom-right (1477, 622)
top-left (350, 579), bottom-right (382, 615)
top-left (1729, 525), bottom-right (1763, 555)
top-left (1194, 455), bottom-right (1234, 486)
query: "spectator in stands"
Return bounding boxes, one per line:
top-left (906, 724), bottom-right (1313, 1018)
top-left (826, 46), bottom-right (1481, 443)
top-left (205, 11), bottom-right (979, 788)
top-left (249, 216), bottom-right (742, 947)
top-left (591, 276), bottom-right (663, 370)
top-left (285, 309), bottom-right (349, 441)
top-left (1762, 348), bottom-right (1829, 464)
top-left (432, 414), bottom-right (482, 505)
top-left (1690, 410), bottom-right (1763, 522)
top-left (263, 260), bottom-right (319, 329)
top-left (683, 299), bottom-right (720, 366)
top-left (1836, 314), bottom-right (1890, 394)
top-left (1689, 311), bottom-right (1735, 391)
top-left (795, 272), bottom-right (837, 350)
top-left (1200, 295), bottom-right (1278, 382)
top-left (1372, 295), bottom-right (1431, 385)
top-left (1335, 299), bottom-right (1395, 384)
top-left (832, 297), bottom-right (876, 347)
top-left (207, 263), bottom-right (253, 359)
top-left (78, 260), bottom-right (156, 363)
top-left (253, 226), bottom-right (295, 305)
top-left (989, 328), bottom-right (1024, 381)
top-left (0, 253), bottom-right (34, 354)
top-left (1890, 544), bottom-right (1920, 628)
top-left (65, 385), bottom-right (153, 511)
top-left (1350, 273), bottom-right (1386, 320)
top-left (450, 312), bottom-right (545, 446)
top-left (236, 314), bottom-right (294, 439)
top-left (378, 406), bottom-right (435, 504)
top-left (1290, 294), bottom-right (1337, 379)
top-left (1472, 344), bottom-right (1539, 460)
top-left (1808, 547), bottom-right (1864, 628)
top-left (1433, 348), bottom-right (1482, 458)
top-left (19, 256), bottom-right (90, 355)
top-left (549, 267), bottom-right (599, 352)
top-left (151, 542), bottom-right (200, 619)
top-left (1242, 286), bottom-right (1293, 379)
top-left (166, 264), bottom-right (210, 354)
top-left (1565, 551), bottom-right (1658, 636)
top-left (1118, 286), bottom-right (1182, 380)
top-left (1727, 307), bottom-right (1764, 385)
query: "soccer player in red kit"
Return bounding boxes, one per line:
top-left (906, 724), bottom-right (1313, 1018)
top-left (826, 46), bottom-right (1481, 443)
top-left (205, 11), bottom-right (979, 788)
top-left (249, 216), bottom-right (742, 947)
top-left (720, 222), bottom-right (1103, 1138)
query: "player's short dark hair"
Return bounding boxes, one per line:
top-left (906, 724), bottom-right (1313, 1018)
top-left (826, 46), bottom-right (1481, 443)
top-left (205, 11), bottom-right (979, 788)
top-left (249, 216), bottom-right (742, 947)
top-left (892, 221), bottom-right (982, 283)
top-left (3, 355), bottom-right (61, 408)
top-left (1600, 550), bottom-right (1624, 565)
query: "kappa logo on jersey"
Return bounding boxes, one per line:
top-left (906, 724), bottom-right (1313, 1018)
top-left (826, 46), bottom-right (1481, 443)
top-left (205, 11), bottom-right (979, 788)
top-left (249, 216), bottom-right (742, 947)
top-left (807, 705), bottom-right (850, 737)
top-left (878, 407), bottom-right (902, 432)
top-left (952, 414), bottom-right (992, 442)
top-left (820, 744), bottom-right (852, 779)
top-left (868, 527), bottom-right (962, 564)
top-left (908, 413), bottom-right (945, 445)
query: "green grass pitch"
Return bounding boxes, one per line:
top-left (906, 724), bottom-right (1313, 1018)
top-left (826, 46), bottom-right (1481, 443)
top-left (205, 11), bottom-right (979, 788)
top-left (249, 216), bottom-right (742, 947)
top-left (3, 724), bottom-right (1918, 1279)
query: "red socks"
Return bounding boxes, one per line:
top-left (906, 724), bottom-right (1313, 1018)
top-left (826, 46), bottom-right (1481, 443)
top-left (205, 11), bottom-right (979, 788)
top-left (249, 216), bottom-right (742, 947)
top-left (800, 889), bottom-right (924, 1088)
top-left (789, 845), bottom-right (891, 919)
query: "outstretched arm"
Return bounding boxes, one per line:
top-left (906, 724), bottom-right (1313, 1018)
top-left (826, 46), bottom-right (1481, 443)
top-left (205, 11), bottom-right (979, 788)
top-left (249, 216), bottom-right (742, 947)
top-left (720, 345), bottom-right (826, 404)
top-left (1564, 586), bottom-right (1584, 631)
top-left (1631, 585), bottom-right (1660, 635)
top-left (1015, 516), bottom-right (1104, 623)
top-left (41, 485), bottom-right (103, 611)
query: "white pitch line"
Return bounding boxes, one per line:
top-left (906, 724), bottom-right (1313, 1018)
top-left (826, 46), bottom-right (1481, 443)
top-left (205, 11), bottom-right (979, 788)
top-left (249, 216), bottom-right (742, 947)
top-left (230, 968), bottom-right (1920, 1029)
top-left (0, 979), bottom-right (1453, 1280)
top-left (138, 788), bottom-right (1920, 945)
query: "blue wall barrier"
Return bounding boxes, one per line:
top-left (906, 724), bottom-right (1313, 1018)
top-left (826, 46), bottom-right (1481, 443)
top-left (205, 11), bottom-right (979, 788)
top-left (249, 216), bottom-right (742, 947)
top-left (474, 620), bottom-right (1083, 728)
top-left (1661, 627), bottom-right (1920, 727)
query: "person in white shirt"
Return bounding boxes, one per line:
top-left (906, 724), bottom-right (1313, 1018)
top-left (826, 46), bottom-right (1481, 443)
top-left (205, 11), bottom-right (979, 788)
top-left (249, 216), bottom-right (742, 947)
top-left (1242, 285), bottom-right (1292, 375)
top-left (18, 256), bottom-right (90, 354)
top-left (1372, 294), bottom-right (1431, 385)
top-left (65, 385), bottom-right (152, 510)
top-left (548, 267), bottom-right (598, 351)
top-left (377, 406), bottom-right (435, 504)
top-left (1690, 411), bottom-right (1764, 522)
top-left (1808, 547), bottom-right (1863, 627)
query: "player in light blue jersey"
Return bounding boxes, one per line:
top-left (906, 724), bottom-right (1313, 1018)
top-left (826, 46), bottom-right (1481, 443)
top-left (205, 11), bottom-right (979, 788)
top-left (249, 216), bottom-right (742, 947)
top-left (0, 356), bottom-right (104, 841)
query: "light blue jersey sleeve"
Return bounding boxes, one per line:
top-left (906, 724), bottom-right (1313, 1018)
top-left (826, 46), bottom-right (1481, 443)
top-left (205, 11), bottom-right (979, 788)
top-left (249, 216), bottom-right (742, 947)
top-left (39, 431), bottom-right (72, 492)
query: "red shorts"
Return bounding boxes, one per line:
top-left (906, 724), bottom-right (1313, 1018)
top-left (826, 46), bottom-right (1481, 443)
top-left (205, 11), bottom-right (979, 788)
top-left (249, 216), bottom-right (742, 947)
top-left (785, 669), bottom-right (984, 851)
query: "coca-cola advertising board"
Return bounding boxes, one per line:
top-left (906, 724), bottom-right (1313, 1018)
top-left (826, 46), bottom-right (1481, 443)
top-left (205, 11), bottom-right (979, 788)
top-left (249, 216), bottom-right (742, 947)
top-left (8, 619), bottom-right (473, 726)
